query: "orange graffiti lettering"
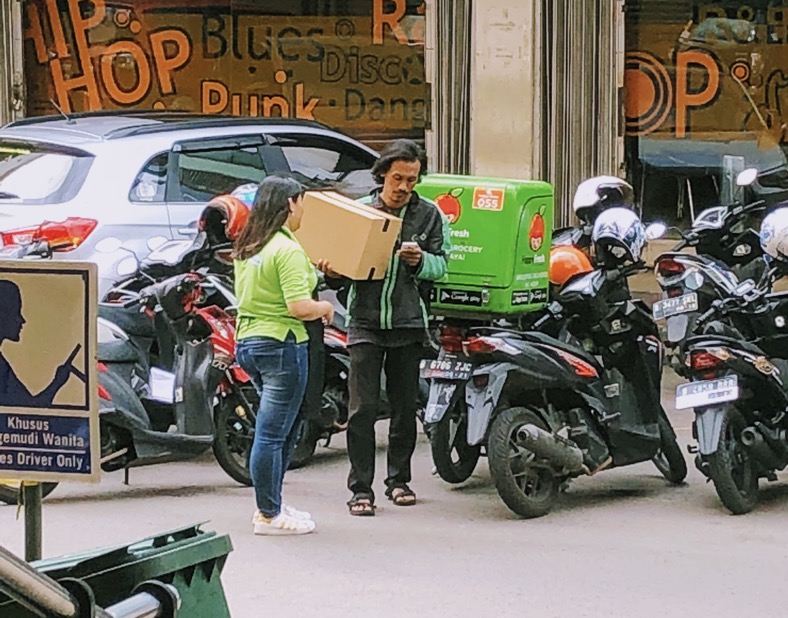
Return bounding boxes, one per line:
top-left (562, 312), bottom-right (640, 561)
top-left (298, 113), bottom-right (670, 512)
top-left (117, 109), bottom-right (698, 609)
top-left (149, 29), bottom-right (191, 96)
top-left (373, 0), bottom-right (408, 45)
top-left (263, 96), bottom-right (289, 117)
top-left (202, 81), bottom-right (229, 113)
top-left (49, 57), bottom-right (102, 113)
top-left (23, 3), bottom-right (48, 64)
top-left (675, 50), bottom-right (720, 138)
top-left (294, 83), bottom-right (319, 119)
top-left (100, 41), bottom-right (151, 105)
top-left (46, 0), bottom-right (69, 58)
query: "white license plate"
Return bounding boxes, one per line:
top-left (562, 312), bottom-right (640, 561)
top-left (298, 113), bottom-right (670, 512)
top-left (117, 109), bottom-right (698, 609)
top-left (675, 375), bottom-right (739, 410)
top-left (420, 356), bottom-right (472, 381)
top-left (653, 293), bottom-right (699, 320)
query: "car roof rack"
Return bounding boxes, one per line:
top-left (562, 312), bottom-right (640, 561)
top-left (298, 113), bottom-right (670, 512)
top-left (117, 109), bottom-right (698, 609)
top-left (7, 110), bottom-right (329, 138)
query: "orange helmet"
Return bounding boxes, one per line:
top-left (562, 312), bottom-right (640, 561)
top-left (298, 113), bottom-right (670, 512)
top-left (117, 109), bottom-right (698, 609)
top-left (198, 195), bottom-right (251, 246)
top-left (549, 245), bottom-right (593, 287)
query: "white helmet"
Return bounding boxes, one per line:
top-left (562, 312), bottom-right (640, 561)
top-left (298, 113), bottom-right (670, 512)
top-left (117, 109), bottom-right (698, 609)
top-left (592, 207), bottom-right (646, 265)
top-left (760, 207), bottom-right (788, 261)
top-left (573, 176), bottom-right (634, 224)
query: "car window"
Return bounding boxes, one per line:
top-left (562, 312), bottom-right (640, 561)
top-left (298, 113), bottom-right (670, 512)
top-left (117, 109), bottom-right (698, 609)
top-left (173, 145), bottom-right (267, 202)
top-left (0, 141), bottom-right (92, 205)
top-left (272, 133), bottom-right (376, 192)
top-left (130, 152), bottom-right (168, 203)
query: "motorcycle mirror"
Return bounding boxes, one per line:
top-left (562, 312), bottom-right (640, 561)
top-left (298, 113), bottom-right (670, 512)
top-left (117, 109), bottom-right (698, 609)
top-left (736, 168), bottom-right (759, 187)
top-left (94, 237), bottom-right (123, 254)
top-left (644, 222), bottom-right (668, 241)
top-left (146, 236), bottom-right (169, 252)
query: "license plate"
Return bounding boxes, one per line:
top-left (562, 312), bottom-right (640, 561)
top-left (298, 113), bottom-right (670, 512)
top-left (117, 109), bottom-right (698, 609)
top-left (653, 293), bottom-right (699, 320)
top-left (675, 375), bottom-right (739, 410)
top-left (420, 356), bottom-right (472, 381)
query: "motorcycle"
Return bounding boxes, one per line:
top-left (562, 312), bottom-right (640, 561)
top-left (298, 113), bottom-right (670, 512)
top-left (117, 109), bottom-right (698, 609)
top-left (677, 272), bottom-right (788, 514)
top-left (431, 215), bottom-right (686, 518)
top-left (653, 168), bottom-right (772, 367)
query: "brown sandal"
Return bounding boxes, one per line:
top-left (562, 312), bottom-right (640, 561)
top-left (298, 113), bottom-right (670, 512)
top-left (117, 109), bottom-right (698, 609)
top-left (347, 495), bottom-right (376, 516)
top-left (386, 485), bottom-right (416, 506)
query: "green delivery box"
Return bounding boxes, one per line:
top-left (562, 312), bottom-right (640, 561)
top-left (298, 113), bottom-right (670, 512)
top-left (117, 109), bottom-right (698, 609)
top-left (416, 174), bottom-right (554, 317)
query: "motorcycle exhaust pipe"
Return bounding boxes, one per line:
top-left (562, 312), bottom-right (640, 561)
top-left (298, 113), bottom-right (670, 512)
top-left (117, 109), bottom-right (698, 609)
top-left (741, 427), bottom-right (783, 469)
top-left (516, 424), bottom-right (584, 473)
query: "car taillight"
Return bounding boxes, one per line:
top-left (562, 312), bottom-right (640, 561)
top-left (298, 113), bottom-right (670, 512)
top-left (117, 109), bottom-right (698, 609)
top-left (656, 257), bottom-right (686, 277)
top-left (439, 326), bottom-right (464, 353)
top-left (1, 217), bottom-right (98, 251)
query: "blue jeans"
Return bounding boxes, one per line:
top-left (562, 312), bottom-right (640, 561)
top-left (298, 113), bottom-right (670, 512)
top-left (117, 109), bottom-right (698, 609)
top-left (236, 335), bottom-right (308, 518)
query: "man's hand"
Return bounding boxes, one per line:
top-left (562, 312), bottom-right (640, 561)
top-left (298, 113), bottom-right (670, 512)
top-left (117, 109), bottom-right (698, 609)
top-left (398, 244), bottom-right (423, 267)
top-left (317, 259), bottom-right (341, 278)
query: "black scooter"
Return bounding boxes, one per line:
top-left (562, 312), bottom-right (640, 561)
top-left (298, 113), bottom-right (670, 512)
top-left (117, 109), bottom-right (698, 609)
top-left (449, 251), bottom-right (686, 518)
top-left (679, 273), bottom-right (788, 514)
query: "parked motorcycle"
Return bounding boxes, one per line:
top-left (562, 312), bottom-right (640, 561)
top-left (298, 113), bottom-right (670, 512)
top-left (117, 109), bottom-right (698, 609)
top-left (653, 168), bottom-right (772, 367)
top-left (423, 176), bottom-right (631, 483)
top-left (433, 210), bottom-right (686, 518)
top-left (677, 207), bottom-right (788, 513)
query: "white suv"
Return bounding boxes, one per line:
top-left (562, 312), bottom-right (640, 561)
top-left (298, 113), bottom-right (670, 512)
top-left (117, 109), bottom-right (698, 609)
top-left (0, 112), bottom-right (378, 294)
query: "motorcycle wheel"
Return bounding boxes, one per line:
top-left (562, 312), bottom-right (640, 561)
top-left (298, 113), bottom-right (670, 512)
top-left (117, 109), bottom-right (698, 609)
top-left (0, 482), bottom-right (58, 506)
top-left (706, 407), bottom-right (759, 515)
top-left (289, 422), bottom-right (322, 470)
top-left (488, 407), bottom-right (559, 519)
top-left (213, 389), bottom-right (255, 486)
top-left (289, 379), bottom-right (348, 470)
top-left (430, 396), bottom-right (481, 483)
top-left (652, 411), bottom-right (688, 484)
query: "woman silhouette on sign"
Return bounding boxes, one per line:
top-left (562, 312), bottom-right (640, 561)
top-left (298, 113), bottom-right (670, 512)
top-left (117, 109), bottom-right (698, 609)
top-left (0, 280), bottom-right (83, 408)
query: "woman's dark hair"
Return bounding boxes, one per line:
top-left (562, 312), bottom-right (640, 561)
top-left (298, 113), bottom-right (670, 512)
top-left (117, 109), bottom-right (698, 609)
top-left (371, 139), bottom-right (428, 184)
top-left (232, 175), bottom-right (304, 261)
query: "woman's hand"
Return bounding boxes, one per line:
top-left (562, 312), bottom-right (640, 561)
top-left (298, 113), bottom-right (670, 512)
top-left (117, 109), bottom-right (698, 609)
top-left (319, 300), bottom-right (335, 326)
top-left (317, 259), bottom-right (340, 278)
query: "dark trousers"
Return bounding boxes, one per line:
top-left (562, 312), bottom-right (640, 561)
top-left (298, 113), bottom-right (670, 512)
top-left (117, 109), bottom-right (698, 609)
top-left (346, 342), bottom-right (423, 500)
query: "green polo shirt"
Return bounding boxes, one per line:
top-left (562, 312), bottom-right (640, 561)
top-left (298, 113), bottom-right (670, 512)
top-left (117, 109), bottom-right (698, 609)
top-left (234, 227), bottom-right (317, 343)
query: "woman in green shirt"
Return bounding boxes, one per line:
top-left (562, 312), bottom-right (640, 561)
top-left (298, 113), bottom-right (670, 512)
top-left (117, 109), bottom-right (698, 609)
top-left (233, 176), bottom-right (334, 536)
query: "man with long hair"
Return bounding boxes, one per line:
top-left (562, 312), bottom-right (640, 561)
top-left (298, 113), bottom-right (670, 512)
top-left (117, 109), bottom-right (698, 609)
top-left (321, 139), bottom-right (451, 516)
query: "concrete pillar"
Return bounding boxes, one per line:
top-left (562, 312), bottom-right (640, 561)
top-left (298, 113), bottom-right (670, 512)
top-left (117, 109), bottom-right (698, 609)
top-left (470, 1), bottom-right (538, 179)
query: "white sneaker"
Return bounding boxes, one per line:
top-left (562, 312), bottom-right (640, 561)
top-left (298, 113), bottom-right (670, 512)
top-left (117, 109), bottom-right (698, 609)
top-left (282, 504), bottom-right (312, 520)
top-left (253, 511), bottom-right (315, 536)
top-left (252, 506), bottom-right (312, 522)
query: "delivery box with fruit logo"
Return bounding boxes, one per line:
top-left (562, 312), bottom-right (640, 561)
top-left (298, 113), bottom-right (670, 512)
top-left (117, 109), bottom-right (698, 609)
top-left (416, 174), bottom-right (553, 317)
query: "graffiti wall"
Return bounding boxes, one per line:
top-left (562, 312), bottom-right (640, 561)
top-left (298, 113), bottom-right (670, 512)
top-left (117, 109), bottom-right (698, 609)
top-left (21, 0), bottom-right (427, 143)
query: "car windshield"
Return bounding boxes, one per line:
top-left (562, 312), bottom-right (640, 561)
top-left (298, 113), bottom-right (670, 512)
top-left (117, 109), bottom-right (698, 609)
top-left (0, 141), bottom-right (93, 204)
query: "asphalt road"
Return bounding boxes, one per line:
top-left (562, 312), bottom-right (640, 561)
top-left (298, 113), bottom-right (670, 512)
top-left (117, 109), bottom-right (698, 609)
top-left (2, 369), bottom-right (787, 618)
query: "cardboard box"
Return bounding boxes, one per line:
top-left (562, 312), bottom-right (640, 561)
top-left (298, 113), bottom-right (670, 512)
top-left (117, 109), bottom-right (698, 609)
top-left (295, 191), bottom-right (402, 280)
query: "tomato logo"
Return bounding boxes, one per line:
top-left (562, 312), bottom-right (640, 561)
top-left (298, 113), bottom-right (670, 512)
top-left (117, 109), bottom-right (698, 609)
top-left (529, 205), bottom-right (547, 251)
top-left (435, 187), bottom-right (464, 223)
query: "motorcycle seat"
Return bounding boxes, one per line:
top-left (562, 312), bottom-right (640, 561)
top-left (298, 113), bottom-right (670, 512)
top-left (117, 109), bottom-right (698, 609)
top-left (522, 331), bottom-right (603, 371)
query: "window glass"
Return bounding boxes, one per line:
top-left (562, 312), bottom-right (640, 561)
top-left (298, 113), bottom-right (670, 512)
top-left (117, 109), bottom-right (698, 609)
top-left (624, 0), bottom-right (788, 229)
top-left (0, 142), bottom-right (92, 205)
top-left (130, 153), bottom-right (168, 202)
top-left (174, 146), bottom-right (267, 202)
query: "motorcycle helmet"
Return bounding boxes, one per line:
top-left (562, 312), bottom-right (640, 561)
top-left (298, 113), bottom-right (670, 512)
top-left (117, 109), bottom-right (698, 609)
top-left (198, 195), bottom-right (251, 247)
top-left (549, 245), bottom-right (593, 287)
top-left (573, 176), bottom-right (635, 224)
top-left (592, 207), bottom-right (646, 265)
top-left (231, 183), bottom-right (259, 209)
top-left (759, 207), bottom-right (788, 261)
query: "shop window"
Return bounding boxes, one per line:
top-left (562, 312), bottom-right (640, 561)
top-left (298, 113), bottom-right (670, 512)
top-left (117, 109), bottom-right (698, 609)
top-left (624, 0), bottom-right (788, 229)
